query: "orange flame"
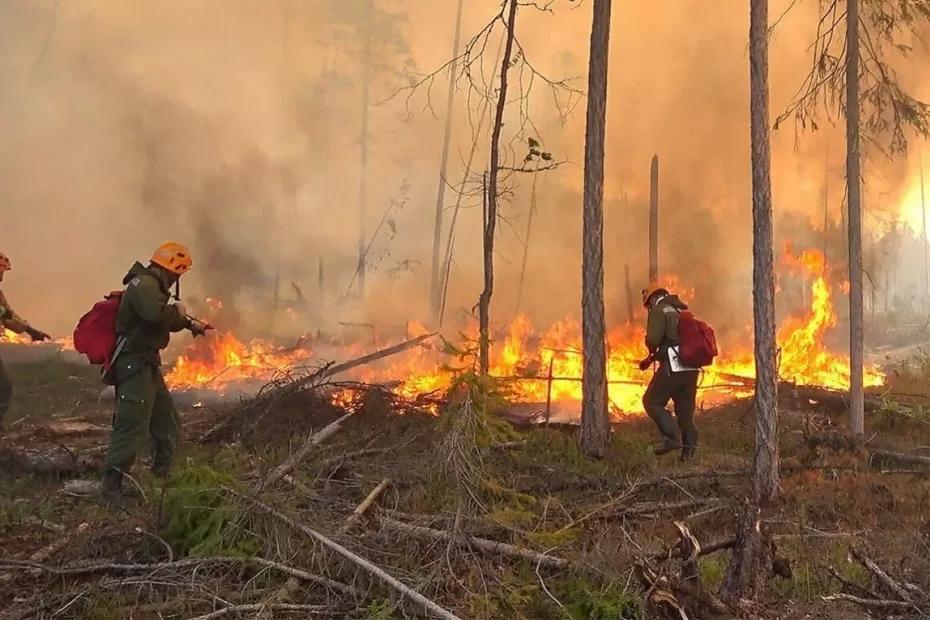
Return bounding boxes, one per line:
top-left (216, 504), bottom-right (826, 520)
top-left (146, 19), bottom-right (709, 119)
top-left (162, 248), bottom-right (883, 414)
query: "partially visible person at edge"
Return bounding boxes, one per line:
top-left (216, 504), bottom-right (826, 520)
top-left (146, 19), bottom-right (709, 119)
top-left (638, 287), bottom-right (699, 460)
top-left (0, 253), bottom-right (52, 430)
top-left (103, 242), bottom-right (208, 500)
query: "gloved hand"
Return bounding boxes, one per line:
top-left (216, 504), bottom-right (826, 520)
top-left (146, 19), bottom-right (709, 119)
top-left (27, 327), bottom-right (51, 342)
top-left (174, 302), bottom-right (188, 318)
top-left (638, 357), bottom-right (653, 372)
top-left (189, 319), bottom-right (211, 337)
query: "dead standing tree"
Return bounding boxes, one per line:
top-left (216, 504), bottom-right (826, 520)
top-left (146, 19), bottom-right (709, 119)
top-left (776, 0), bottom-right (930, 435)
top-left (579, 0), bottom-right (614, 459)
top-left (324, 0), bottom-right (413, 301)
top-left (429, 0), bottom-right (466, 325)
top-left (719, 0), bottom-right (779, 605)
top-left (649, 154), bottom-right (659, 285)
top-left (392, 0), bottom-right (580, 373)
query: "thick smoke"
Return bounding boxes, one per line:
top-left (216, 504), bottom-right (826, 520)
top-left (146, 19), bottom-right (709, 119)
top-left (0, 0), bottom-right (927, 342)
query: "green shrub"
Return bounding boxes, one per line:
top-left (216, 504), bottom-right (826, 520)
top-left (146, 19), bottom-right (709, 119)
top-left (160, 463), bottom-right (258, 557)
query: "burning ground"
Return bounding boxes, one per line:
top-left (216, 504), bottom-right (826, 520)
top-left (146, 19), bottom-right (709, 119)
top-left (116, 246), bottom-right (885, 422)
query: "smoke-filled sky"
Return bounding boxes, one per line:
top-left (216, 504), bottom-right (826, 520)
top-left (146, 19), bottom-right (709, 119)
top-left (1, 0), bottom-right (928, 339)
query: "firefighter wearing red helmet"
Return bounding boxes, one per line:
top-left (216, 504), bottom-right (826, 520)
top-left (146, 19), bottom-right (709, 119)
top-left (639, 287), bottom-right (699, 460)
top-left (0, 252), bottom-right (52, 428)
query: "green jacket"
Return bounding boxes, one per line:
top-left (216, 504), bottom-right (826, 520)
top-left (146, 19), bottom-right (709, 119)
top-left (645, 294), bottom-right (688, 355)
top-left (117, 262), bottom-right (189, 358)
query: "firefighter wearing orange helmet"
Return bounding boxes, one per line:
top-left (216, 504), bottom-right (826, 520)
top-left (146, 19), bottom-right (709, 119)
top-left (103, 242), bottom-right (209, 499)
top-left (0, 253), bottom-right (51, 428)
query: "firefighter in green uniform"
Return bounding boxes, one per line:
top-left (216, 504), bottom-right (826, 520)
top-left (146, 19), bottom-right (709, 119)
top-left (638, 287), bottom-right (700, 460)
top-left (103, 242), bottom-right (208, 498)
top-left (0, 252), bottom-right (51, 428)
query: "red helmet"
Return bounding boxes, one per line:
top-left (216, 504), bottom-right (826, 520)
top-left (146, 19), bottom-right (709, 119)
top-left (0, 253), bottom-right (10, 272)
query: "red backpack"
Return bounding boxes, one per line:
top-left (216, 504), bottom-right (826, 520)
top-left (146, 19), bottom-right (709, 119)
top-left (73, 291), bottom-right (123, 382)
top-left (677, 311), bottom-right (718, 368)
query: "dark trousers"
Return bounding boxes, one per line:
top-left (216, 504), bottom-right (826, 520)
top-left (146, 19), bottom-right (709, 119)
top-left (643, 368), bottom-right (699, 450)
top-left (104, 355), bottom-right (180, 472)
top-left (0, 355), bottom-right (11, 424)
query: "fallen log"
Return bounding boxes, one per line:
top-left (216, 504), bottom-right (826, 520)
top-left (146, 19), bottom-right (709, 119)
top-left (0, 444), bottom-right (101, 475)
top-left (379, 516), bottom-right (568, 569)
top-left (0, 556), bottom-right (354, 595)
top-left (850, 547), bottom-right (918, 603)
top-left (869, 449), bottom-right (930, 469)
top-left (190, 603), bottom-right (328, 620)
top-left (254, 412), bottom-right (354, 493)
top-left (822, 593), bottom-right (918, 611)
top-left (295, 333), bottom-right (436, 390)
top-left (341, 478), bottom-right (391, 534)
top-left (235, 491), bottom-right (463, 620)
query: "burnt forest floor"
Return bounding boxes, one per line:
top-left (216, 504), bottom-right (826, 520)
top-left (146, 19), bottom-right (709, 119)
top-left (1, 352), bottom-right (930, 619)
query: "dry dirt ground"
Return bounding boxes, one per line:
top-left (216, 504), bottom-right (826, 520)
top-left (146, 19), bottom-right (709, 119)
top-left (1, 349), bottom-right (929, 619)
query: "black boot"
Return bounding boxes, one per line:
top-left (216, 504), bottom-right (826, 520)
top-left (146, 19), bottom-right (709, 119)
top-left (151, 463), bottom-right (171, 479)
top-left (680, 445), bottom-right (696, 461)
top-left (102, 469), bottom-right (124, 501)
top-left (654, 438), bottom-right (682, 456)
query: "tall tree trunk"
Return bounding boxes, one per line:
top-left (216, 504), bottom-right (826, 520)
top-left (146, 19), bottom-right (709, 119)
top-left (846, 0), bottom-right (864, 435)
top-left (515, 175), bottom-right (538, 317)
top-left (478, 0), bottom-right (519, 375)
top-left (721, 1), bottom-right (778, 602)
top-left (357, 0), bottom-right (374, 300)
top-left (624, 263), bottom-right (634, 324)
top-left (649, 154), bottom-right (659, 285)
top-left (749, 0), bottom-right (778, 505)
top-left (579, 0), bottom-right (613, 459)
top-left (430, 0), bottom-right (466, 324)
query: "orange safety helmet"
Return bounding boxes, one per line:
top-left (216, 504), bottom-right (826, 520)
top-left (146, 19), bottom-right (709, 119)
top-left (151, 242), bottom-right (192, 276)
top-left (0, 252), bottom-right (10, 272)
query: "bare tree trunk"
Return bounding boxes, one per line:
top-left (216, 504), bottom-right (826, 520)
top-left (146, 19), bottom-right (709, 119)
top-left (357, 0), bottom-right (374, 300)
top-left (579, 0), bottom-right (612, 459)
top-left (478, 0), bottom-right (519, 376)
top-left (318, 258), bottom-right (325, 294)
top-left (515, 175), bottom-right (538, 317)
top-left (749, 0), bottom-right (779, 505)
top-left (430, 0), bottom-right (465, 324)
top-left (721, 2), bottom-right (779, 603)
top-left (438, 42), bottom-right (503, 328)
top-left (624, 263), bottom-right (634, 324)
top-left (846, 0), bottom-right (864, 435)
top-left (649, 154), bottom-right (659, 285)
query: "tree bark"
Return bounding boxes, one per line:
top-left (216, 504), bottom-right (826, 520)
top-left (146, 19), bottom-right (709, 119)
top-left (749, 0), bottom-right (779, 504)
top-left (624, 263), bottom-right (634, 324)
top-left (515, 175), bottom-right (538, 316)
top-left (479, 0), bottom-right (519, 375)
top-left (357, 0), bottom-right (374, 300)
top-left (846, 0), bottom-right (864, 435)
top-left (579, 0), bottom-right (612, 459)
top-left (649, 154), bottom-right (659, 285)
top-left (430, 0), bottom-right (465, 324)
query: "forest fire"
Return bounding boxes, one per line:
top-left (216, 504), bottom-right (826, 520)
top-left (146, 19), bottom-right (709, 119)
top-left (158, 248), bottom-right (883, 414)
